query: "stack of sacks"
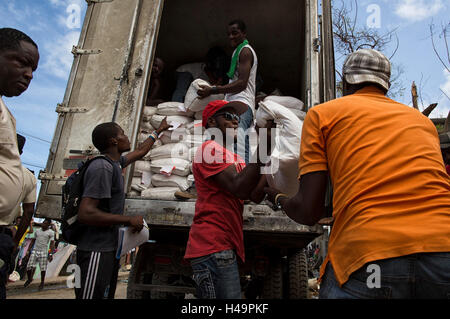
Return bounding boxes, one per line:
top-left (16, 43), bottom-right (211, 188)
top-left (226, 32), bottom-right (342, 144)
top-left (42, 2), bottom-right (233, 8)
top-left (263, 96), bottom-right (306, 120)
top-left (131, 160), bottom-right (153, 196)
top-left (129, 106), bottom-right (160, 196)
top-left (140, 101), bottom-right (196, 199)
top-left (256, 99), bottom-right (304, 198)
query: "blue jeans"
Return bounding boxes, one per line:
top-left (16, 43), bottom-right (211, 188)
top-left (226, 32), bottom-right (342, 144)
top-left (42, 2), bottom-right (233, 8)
top-left (190, 250), bottom-right (241, 299)
top-left (235, 107), bottom-right (253, 164)
top-left (319, 252), bottom-right (450, 299)
top-left (172, 72), bottom-right (193, 102)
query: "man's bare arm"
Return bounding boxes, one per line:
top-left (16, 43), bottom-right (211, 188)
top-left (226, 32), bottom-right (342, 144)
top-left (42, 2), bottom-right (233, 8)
top-left (198, 48), bottom-right (253, 97)
top-left (13, 202), bottom-right (34, 247)
top-left (78, 197), bottom-right (143, 232)
top-left (124, 118), bottom-right (172, 167)
top-left (265, 171), bottom-right (328, 226)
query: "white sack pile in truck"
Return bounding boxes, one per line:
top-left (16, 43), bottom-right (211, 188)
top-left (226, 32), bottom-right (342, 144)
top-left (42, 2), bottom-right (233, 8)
top-left (132, 99), bottom-right (202, 200)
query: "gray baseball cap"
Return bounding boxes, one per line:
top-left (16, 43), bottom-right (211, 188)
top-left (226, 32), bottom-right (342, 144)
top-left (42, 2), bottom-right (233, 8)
top-left (343, 49), bottom-right (391, 91)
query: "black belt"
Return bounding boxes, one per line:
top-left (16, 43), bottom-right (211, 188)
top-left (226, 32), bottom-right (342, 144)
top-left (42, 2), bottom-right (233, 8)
top-left (0, 226), bottom-right (13, 237)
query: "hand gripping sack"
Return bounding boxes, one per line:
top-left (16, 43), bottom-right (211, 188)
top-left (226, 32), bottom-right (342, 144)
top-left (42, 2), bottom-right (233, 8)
top-left (256, 100), bottom-right (303, 197)
top-left (184, 79), bottom-right (225, 112)
top-left (61, 156), bottom-right (114, 245)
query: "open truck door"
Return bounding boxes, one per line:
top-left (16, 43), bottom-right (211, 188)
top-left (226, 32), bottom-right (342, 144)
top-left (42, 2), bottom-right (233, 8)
top-left (36, 0), bottom-right (164, 218)
top-left (306, 0), bottom-right (336, 109)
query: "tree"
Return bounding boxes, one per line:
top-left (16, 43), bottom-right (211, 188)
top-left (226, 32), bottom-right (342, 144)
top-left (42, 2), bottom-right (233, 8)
top-left (430, 21), bottom-right (450, 73)
top-left (332, 0), bottom-right (405, 98)
top-left (430, 21), bottom-right (450, 105)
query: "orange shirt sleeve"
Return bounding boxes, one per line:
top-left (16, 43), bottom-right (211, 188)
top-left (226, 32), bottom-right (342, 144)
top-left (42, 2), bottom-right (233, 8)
top-left (298, 108), bottom-right (328, 179)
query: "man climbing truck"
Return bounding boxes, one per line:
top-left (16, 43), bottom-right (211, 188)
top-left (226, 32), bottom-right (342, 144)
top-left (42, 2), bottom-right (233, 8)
top-left (35, 0), bottom-right (335, 298)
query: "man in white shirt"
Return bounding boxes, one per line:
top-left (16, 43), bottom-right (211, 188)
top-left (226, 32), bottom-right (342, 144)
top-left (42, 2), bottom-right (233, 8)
top-left (0, 27), bottom-right (39, 299)
top-left (24, 219), bottom-right (56, 291)
top-left (197, 20), bottom-right (257, 164)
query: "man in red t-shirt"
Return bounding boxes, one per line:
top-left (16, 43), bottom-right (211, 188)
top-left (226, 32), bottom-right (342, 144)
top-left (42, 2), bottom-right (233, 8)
top-left (184, 100), bottom-right (266, 299)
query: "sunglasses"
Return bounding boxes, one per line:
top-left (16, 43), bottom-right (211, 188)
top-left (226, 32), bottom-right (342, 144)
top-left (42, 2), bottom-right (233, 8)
top-left (214, 111), bottom-right (240, 122)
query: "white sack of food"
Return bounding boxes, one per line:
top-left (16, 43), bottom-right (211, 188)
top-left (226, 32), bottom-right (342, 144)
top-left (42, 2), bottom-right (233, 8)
top-left (138, 131), bottom-right (150, 143)
top-left (151, 174), bottom-right (193, 191)
top-left (184, 134), bottom-right (204, 148)
top-left (264, 96), bottom-right (306, 120)
top-left (142, 106), bottom-right (157, 121)
top-left (140, 120), bottom-right (155, 132)
top-left (141, 187), bottom-right (179, 200)
top-left (186, 120), bottom-right (204, 135)
top-left (150, 158), bottom-right (191, 177)
top-left (194, 111), bottom-right (203, 120)
top-left (189, 146), bottom-right (199, 161)
top-left (134, 160), bottom-right (152, 174)
top-left (184, 79), bottom-right (225, 112)
top-left (256, 99), bottom-right (303, 197)
top-left (156, 102), bottom-right (194, 117)
top-left (128, 190), bottom-right (141, 197)
top-left (138, 133), bottom-right (162, 150)
top-left (148, 143), bottom-right (190, 161)
top-left (159, 128), bottom-right (191, 145)
top-left (131, 176), bottom-right (147, 192)
top-left (150, 115), bottom-right (193, 130)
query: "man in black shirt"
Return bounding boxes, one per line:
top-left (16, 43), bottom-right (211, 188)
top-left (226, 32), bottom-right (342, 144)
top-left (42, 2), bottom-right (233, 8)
top-left (76, 119), bottom-right (170, 299)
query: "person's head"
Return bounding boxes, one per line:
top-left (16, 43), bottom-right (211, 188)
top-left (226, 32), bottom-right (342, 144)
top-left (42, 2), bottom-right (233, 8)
top-left (151, 57), bottom-right (164, 78)
top-left (0, 28), bottom-right (39, 97)
top-left (42, 218), bottom-right (51, 230)
top-left (227, 19), bottom-right (247, 49)
top-left (205, 46), bottom-right (230, 85)
top-left (342, 49), bottom-right (390, 96)
top-left (15, 216), bottom-right (22, 225)
top-left (92, 122), bottom-right (131, 154)
top-left (17, 133), bottom-right (26, 155)
top-left (203, 100), bottom-right (247, 143)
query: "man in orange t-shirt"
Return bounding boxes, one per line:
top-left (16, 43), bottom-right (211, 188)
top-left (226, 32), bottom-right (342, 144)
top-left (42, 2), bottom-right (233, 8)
top-left (265, 49), bottom-right (450, 299)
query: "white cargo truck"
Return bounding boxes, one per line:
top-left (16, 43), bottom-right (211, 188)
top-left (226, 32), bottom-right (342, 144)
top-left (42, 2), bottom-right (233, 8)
top-left (36, 0), bottom-right (335, 299)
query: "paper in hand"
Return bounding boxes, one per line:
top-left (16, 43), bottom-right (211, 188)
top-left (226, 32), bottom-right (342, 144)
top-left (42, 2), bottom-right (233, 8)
top-left (116, 220), bottom-right (149, 259)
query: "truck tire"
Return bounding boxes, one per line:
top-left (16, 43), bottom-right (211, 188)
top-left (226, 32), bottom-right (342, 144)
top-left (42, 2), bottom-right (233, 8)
top-left (288, 249), bottom-right (308, 299)
top-left (261, 260), bottom-right (283, 299)
top-left (127, 263), bottom-right (152, 299)
top-left (151, 273), bottom-right (186, 299)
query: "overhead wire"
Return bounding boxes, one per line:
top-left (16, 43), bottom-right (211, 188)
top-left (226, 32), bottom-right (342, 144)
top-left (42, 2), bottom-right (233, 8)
top-left (16, 130), bottom-right (51, 144)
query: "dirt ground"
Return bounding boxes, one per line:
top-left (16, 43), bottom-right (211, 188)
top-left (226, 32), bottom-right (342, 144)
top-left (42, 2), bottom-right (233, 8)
top-left (6, 272), bottom-right (129, 299)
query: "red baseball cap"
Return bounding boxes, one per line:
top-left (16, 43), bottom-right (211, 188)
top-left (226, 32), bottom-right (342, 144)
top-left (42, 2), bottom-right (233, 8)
top-left (202, 100), bottom-right (248, 127)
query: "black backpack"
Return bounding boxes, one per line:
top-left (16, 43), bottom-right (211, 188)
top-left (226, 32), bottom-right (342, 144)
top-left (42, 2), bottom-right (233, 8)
top-left (61, 155), bottom-right (114, 244)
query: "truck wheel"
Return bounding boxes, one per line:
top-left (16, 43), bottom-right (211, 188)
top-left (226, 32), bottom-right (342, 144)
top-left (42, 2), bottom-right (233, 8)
top-left (261, 260), bottom-right (283, 299)
top-left (288, 249), bottom-right (308, 299)
top-left (151, 273), bottom-right (187, 299)
top-left (127, 264), bottom-right (152, 299)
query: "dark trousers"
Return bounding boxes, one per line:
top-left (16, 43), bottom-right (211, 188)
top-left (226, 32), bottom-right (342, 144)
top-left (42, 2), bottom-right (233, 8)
top-left (75, 249), bottom-right (120, 299)
top-left (0, 228), bottom-right (14, 299)
top-left (320, 252), bottom-right (450, 299)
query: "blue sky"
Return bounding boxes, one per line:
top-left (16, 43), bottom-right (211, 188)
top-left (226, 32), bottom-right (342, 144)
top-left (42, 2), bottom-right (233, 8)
top-left (1, 0), bottom-right (449, 189)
